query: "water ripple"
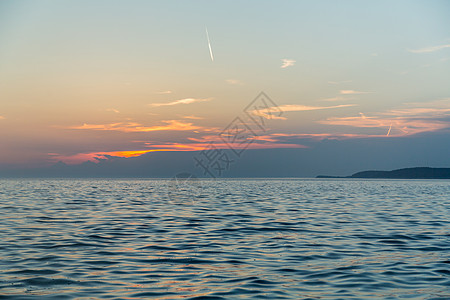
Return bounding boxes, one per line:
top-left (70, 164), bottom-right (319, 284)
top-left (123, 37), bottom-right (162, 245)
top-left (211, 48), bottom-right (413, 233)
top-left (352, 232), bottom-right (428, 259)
top-left (0, 179), bottom-right (449, 299)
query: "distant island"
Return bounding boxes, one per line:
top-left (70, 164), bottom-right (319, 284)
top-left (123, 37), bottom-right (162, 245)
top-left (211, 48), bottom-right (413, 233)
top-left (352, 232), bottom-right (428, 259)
top-left (317, 167), bottom-right (450, 179)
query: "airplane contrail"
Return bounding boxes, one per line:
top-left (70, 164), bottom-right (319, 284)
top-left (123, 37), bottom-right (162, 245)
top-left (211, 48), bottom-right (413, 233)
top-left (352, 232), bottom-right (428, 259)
top-left (386, 123), bottom-right (392, 136)
top-left (206, 27), bottom-right (214, 62)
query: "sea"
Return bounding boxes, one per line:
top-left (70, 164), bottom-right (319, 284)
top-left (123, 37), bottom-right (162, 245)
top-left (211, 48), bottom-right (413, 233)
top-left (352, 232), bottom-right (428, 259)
top-left (0, 178), bottom-right (449, 299)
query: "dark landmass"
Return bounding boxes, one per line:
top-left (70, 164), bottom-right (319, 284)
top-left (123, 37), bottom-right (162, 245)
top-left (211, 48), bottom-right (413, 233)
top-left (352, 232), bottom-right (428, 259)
top-left (317, 167), bottom-right (450, 179)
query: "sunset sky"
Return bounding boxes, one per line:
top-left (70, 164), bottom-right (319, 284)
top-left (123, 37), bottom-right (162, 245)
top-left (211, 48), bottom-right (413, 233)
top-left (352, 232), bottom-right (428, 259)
top-left (1, 0), bottom-right (449, 175)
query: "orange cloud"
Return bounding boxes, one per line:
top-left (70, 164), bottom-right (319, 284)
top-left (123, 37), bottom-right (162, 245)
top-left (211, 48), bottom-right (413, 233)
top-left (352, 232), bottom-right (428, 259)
top-left (50, 139), bottom-right (306, 165)
top-left (48, 150), bottom-right (159, 165)
top-left (183, 115), bottom-right (204, 120)
top-left (70, 120), bottom-right (210, 133)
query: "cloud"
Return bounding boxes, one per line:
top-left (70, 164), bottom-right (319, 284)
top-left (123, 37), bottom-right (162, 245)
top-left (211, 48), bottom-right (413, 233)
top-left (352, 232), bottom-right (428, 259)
top-left (142, 138), bottom-right (306, 152)
top-left (321, 96), bottom-right (347, 102)
top-left (328, 80), bottom-right (352, 85)
top-left (319, 99), bottom-right (450, 136)
top-left (384, 99), bottom-right (450, 118)
top-left (320, 115), bottom-right (390, 128)
top-left (251, 104), bottom-right (356, 120)
top-left (150, 98), bottom-right (212, 107)
top-left (198, 142), bottom-right (306, 150)
top-left (281, 59), bottom-right (296, 68)
top-left (321, 115), bottom-right (447, 136)
top-left (408, 44), bottom-right (450, 54)
top-left (226, 79), bottom-right (243, 85)
top-left (156, 90), bottom-right (172, 94)
top-left (268, 132), bottom-right (376, 139)
top-left (106, 108), bottom-right (120, 113)
top-left (185, 133), bottom-right (390, 151)
top-left (340, 90), bottom-right (370, 95)
top-left (187, 134), bottom-right (308, 146)
top-left (49, 150), bottom-right (158, 165)
top-left (70, 120), bottom-right (209, 133)
top-left (0, 116), bottom-right (4, 120)
top-left (183, 115), bottom-right (204, 120)
top-left (280, 104), bottom-right (356, 112)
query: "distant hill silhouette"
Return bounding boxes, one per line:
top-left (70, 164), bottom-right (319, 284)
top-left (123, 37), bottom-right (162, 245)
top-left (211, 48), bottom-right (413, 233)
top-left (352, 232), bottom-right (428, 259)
top-left (317, 167), bottom-right (450, 179)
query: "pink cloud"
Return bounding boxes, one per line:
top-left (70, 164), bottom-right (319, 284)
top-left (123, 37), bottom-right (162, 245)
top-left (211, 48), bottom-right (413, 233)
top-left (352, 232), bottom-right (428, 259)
top-left (319, 99), bottom-right (450, 136)
top-left (150, 98), bottom-right (212, 107)
top-left (251, 104), bottom-right (356, 120)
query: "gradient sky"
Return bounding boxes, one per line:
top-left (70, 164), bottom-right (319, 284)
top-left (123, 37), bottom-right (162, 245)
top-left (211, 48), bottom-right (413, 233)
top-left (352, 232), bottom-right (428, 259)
top-left (1, 0), bottom-right (449, 172)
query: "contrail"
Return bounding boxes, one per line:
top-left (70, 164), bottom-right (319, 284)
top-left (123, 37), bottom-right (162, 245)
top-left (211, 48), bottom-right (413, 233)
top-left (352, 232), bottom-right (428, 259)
top-left (386, 123), bottom-right (392, 136)
top-left (206, 27), bottom-right (214, 62)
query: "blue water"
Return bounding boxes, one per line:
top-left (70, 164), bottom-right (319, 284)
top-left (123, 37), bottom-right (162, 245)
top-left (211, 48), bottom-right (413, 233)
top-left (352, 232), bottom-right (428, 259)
top-left (0, 179), bottom-right (449, 299)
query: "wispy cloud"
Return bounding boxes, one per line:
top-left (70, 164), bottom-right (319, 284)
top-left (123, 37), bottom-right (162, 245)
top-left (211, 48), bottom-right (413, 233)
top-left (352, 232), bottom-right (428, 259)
top-left (150, 98), bottom-right (212, 107)
top-left (252, 133), bottom-right (390, 144)
top-left (187, 132), bottom-right (391, 150)
top-left (320, 115), bottom-right (392, 128)
top-left (321, 96), bottom-right (347, 102)
top-left (408, 44), bottom-right (450, 53)
top-left (320, 115), bottom-right (447, 136)
top-left (251, 104), bottom-right (356, 120)
top-left (143, 141), bottom-right (305, 152)
top-left (328, 80), bottom-right (352, 85)
top-left (183, 115), bottom-right (203, 120)
top-left (281, 59), bottom-right (296, 68)
top-left (106, 108), bottom-right (120, 113)
top-left (319, 99), bottom-right (450, 136)
top-left (156, 90), bottom-right (172, 94)
top-left (385, 99), bottom-right (450, 118)
top-left (70, 120), bottom-right (211, 133)
top-left (49, 150), bottom-right (159, 165)
top-left (51, 134), bottom-right (308, 165)
top-left (0, 115), bottom-right (4, 120)
top-left (268, 132), bottom-right (376, 139)
top-left (280, 104), bottom-right (356, 112)
top-left (226, 79), bottom-right (243, 85)
top-left (340, 90), bottom-right (371, 95)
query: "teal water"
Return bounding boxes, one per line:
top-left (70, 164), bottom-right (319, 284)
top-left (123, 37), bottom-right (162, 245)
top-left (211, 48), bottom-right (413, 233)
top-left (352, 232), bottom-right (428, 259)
top-left (0, 179), bottom-right (449, 299)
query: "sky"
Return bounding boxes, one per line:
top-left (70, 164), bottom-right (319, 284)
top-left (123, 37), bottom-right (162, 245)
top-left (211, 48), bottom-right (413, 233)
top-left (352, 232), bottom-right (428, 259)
top-left (0, 0), bottom-right (450, 177)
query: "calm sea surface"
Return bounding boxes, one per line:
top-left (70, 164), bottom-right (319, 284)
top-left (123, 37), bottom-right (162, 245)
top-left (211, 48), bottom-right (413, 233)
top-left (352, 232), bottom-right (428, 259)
top-left (0, 179), bottom-right (449, 299)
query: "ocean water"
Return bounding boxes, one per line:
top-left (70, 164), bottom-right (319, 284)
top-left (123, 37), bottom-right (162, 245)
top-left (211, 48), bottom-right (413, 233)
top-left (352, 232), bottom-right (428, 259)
top-left (0, 179), bottom-right (449, 299)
